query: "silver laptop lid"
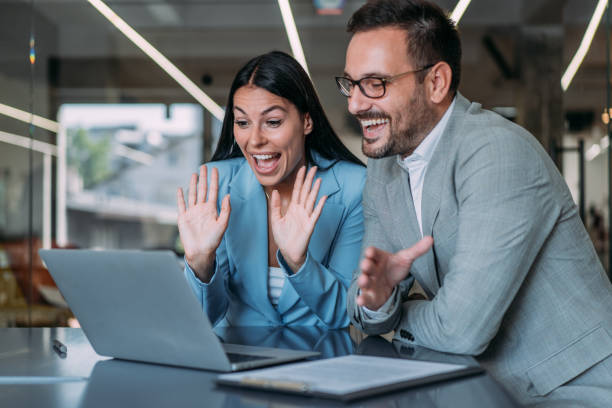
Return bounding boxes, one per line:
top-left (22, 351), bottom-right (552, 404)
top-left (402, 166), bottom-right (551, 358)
top-left (40, 249), bottom-right (232, 371)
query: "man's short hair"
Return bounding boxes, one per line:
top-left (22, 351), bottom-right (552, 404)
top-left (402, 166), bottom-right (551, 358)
top-left (347, 0), bottom-right (461, 93)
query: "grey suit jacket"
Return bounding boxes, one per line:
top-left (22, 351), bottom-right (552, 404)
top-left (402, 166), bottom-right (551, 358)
top-left (348, 93), bottom-right (612, 399)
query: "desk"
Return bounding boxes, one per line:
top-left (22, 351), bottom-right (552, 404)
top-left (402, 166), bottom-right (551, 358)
top-left (0, 327), bottom-right (519, 407)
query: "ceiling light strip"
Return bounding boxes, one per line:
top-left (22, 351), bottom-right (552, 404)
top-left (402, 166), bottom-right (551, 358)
top-left (277, 0), bottom-right (310, 76)
top-left (87, 0), bottom-right (224, 121)
top-left (450, 0), bottom-right (472, 25)
top-left (113, 143), bottom-right (155, 165)
top-left (0, 130), bottom-right (58, 156)
top-left (561, 0), bottom-right (608, 92)
top-left (0, 103), bottom-right (59, 133)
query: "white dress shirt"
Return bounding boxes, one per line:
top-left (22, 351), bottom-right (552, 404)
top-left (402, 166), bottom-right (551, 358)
top-left (268, 266), bottom-right (285, 306)
top-left (362, 98), bottom-right (456, 318)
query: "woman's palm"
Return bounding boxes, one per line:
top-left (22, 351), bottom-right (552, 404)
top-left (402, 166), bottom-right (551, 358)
top-left (269, 166), bottom-right (327, 270)
top-left (177, 165), bottom-right (230, 277)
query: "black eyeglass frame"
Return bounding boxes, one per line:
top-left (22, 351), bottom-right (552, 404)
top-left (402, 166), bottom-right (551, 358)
top-left (335, 63), bottom-right (436, 99)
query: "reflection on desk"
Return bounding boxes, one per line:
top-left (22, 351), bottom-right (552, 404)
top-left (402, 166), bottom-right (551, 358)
top-left (82, 359), bottom-right (221, 408)
top-left (356, 335), bottom-right (478, 366)
top-left (221, 374), bottom-right (516, 408)
top-left (0, 328), bottom-right (519, 408)
top-left (214, 325), bottom-right (354, 358)
top-left (82, 357), bottom-right (512, 408)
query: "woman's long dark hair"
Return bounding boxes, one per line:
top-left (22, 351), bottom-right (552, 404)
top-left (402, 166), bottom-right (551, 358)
top-left (211, 51), bottom-right (364, 168)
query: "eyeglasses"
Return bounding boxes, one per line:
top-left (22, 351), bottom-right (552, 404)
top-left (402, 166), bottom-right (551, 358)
top-left (335, 64), bottom-right (435, 99)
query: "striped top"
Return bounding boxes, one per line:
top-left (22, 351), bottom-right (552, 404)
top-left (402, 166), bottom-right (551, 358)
top-left (268, 266), bottom-right (285, 306)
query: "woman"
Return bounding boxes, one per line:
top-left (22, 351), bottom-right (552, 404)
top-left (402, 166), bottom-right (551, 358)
top-left (177, 51), bottom-right (365, 328)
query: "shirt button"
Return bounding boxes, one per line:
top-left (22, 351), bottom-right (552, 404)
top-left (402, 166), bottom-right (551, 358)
top-left (400, 329), bottom-right (415, 341)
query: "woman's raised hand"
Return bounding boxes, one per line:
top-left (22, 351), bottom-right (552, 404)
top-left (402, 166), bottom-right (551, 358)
top-left (177, 165), bottom-right (231, 282)
top-left (269, 166), bottom-right (327, 273)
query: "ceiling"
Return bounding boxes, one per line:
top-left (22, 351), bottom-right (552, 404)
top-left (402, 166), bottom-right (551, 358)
top-left (0, 0), bottom-right (610, 139)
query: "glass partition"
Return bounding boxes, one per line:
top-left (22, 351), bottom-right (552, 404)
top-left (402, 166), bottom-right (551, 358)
top-left (58, 103), bottom-right (202, 251)
top-left (1, 0), bottom-right (611, 327)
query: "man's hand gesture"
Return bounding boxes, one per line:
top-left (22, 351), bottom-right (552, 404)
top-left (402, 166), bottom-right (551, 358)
top-left (357, 237), bottom-right (434, 310)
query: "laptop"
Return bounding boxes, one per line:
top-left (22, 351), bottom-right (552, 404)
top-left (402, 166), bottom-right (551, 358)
top-left (39, 249), bottom-right (319, 372)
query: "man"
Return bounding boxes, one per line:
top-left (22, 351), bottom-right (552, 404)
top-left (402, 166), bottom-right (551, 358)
top-left (340, 0), bottom-right (612, 404)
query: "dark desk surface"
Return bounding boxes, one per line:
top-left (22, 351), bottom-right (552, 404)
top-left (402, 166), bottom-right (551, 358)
top-left (0, 327), bottom-right (519, 407)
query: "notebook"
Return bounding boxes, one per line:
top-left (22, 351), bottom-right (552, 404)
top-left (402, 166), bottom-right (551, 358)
top-left (217, 354), bottom-right (483, 400)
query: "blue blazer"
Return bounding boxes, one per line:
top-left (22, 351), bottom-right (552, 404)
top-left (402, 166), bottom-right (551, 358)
top-left (184, 152), bottom-right (365, 328)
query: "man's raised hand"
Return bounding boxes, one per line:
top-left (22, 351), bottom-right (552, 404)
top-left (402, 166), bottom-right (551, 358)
top-left (357, 236), bottom-right (434, 310)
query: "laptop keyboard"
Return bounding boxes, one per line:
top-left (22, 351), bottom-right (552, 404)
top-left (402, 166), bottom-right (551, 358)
top-left (226, 353), bottom-right (269, 363)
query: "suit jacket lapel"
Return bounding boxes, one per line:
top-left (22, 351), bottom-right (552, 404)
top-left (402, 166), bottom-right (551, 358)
top-left (419, 153), bottom-right (443, 295)
top-left (386, 163), bottom-right (421, 248)
top-left (382, 163), bottom-right (436, 296)
top-left (420, 94), bottom-right (470, 293)
top-left (421, 94), bottom-right (470, 236)
top-left (225, 161), bottom-right (281, 324)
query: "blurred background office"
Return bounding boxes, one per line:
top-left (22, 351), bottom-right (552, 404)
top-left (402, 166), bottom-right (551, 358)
top-left (0, 0), bottom-right (610, 327)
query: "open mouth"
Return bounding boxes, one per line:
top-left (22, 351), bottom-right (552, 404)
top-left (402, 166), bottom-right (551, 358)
top-left (251, 153), bottom-right (281, 174)
top-left (360, 118), bottom-right (389, 141)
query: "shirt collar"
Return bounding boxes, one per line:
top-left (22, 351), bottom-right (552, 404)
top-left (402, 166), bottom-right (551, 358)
top-left (400, 97), bottom-right (456, 166)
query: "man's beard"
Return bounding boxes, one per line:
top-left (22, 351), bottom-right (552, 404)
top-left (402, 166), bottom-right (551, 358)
top-left (362, 88), bottom-right (437, 159)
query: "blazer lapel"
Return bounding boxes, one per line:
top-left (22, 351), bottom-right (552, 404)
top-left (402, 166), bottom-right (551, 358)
top-left (305, 160), bottom-right (342, 262)
top-left (421, 94), bottom-right (470, 236)
top-left (418, 171), bottom-right (441, 294)
top-left (419, 155), bottom-right (443, 295)
top-left (225, 162), bottom-right (281, 324)
top-left (382, 163), bottom-right (437, 297)
top-left (385, 163), bottom-right (421, 249)
top-left (420, 94), bottom-right (470, 293)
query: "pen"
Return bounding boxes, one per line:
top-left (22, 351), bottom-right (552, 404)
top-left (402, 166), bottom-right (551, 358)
top-left (52, 339), bottom-right (67, 354)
